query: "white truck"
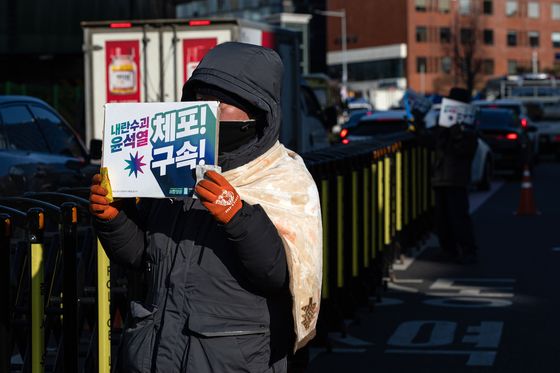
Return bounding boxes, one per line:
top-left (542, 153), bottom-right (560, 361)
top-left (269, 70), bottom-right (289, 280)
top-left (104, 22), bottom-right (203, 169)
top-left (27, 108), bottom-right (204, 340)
top-left (81, 18), bottom-right (329, 155)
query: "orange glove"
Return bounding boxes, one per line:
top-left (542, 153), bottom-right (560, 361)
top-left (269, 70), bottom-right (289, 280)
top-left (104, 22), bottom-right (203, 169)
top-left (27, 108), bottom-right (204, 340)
top-left (89, 174), bottom-right (121, 221)
top-left (195, 171), bottom-right (242, 224)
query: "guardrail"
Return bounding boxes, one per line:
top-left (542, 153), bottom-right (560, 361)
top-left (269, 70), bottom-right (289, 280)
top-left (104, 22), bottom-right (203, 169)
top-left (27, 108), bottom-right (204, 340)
top-left (301, 133), bottom-right (433, 342)
top-left (2, 132), bottom-right (433, 371)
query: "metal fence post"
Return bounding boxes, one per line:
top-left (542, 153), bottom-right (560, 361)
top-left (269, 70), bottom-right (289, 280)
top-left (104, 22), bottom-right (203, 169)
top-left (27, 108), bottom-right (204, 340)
top-left (321, 179), bottom-right (329, 300)
top-left (1, 213), bottom-right (12, 373)
top-left (28, 208), bottom-right (45, 373)
top-left (61, 203), bottom-right (79, 372)
top-left (98, 239), bottom-right (111, 373)
top-left (362, 166), bottom-right (370, 269)
top-left (351, 170), bottom-right (359, 278)
top-left (336, 175), bottom-right (344, 289)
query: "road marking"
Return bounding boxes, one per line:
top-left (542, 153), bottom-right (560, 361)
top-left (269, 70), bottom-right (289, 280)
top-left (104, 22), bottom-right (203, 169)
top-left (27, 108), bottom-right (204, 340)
top-left (388, 282), bottom-right (419, 293)
top-left (394, 279), bottom-right (424, 284)
top-left (388, 321), bottom-right (456, 347)
top-left (469, 181), bottom-right (504, 214)
top-left (386, 320), bottom-right (503, 366)
top-left (385, 349), bottom-right (497, 366)
top-left (329, 332), bottom-right (373, 347)
top-left (423, 297), bottom-right (512, 308)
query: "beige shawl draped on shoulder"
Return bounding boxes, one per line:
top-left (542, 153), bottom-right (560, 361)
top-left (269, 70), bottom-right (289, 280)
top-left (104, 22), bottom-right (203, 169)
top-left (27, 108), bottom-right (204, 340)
top-left (223, 141), bottom-right (322, 351)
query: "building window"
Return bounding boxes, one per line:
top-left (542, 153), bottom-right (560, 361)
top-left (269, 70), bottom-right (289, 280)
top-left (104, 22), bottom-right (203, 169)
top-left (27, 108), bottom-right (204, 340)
top-left (506, 0), bottom-right (518, 16)
top-left (461, 28), bottom-right (474, 44)
top-left (417, 57), bottom-right (428, 73)
top-left (416, 0), bottom-right (427, 11)
top-left (440, 27), bottom-right (451, 43)
top-left (552, 3), bottom-right (560, 20)
top-left (508, 60), bottom-right (518, 74)
top-left (441, 57), bottom-right (452, 73)
top-left (552, 32), bottom-right (560, 47)
top-left (507, 31), bottom-right (518, 46)
top-left (482, 59), bottom-right (495, 75)
top-left (416, 26), bottom-right (428, 42)
top-left (528, 2), bottom-right (540, 18)
top-left (439, 0), bottom-right (450, 13)
top-left (529, 31), bottom-right (540, 47)
top-left (483, 29), bottom-right (494, 44)
top-left (483, 0), bottom-right (493, 14)
top-left (459, 0), bottom-right (471, 14)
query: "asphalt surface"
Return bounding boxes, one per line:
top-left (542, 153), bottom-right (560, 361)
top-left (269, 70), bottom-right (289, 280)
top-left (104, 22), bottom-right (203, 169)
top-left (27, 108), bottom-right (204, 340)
top-left (307, 161), bottom-right (560, 373)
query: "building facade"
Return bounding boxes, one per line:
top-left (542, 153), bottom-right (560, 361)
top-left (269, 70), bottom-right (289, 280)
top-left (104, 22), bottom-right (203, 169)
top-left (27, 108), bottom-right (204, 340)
top-left (327, 0), bottom-right (560, 96)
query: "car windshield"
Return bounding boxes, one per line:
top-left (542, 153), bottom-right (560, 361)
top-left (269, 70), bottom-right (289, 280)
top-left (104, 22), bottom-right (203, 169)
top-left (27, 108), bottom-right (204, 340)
top-left (351, 118), bottom-right (409, 135)
top-left (478, 110), bottom-right (518, 129)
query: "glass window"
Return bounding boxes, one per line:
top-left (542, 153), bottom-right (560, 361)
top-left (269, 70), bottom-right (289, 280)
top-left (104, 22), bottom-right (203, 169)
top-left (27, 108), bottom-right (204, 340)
top-left (459, 0), bottom-right (471, 14)
top-left (416, 26), bottom-right (428, 42)
top-left (416, 0), bottom-right (427, 11)
top-left (552, 32), bottom-right (560, 47)
top-left (508, 60), bottom-right (518, 74)
top-left (440, 27), bottom-right (451, 43)
top-left (478, 110), bottom-right (518, 129)
top-left (483, 29), bottom-right (494, 44)
top-left (483, 0), bottom-right (493, 14)
top-left (461, 28), bottom-right (473, 44)
top-left (529, 31), bottom-right (540, 47)
top-left (506, 0), bottom-right (518, 16)
top-left (0, 105), bottom-right (49, 153)
top-left (439, 0), bottom-right (450, 12)
top-left (507, 31), bottom-right (518, 46)
top-left (417, 57), bottom-right (428, 73)
top-left (552, 3), bottom-right (560, 20)
top-left (352, 118), bottom-right (409, 136)
top-left (29, 105), bottom-right (85, 159)
top-left (528, 2), bottom-right (540, 18)
top-left (482, 59), bottom-right (495, 74)
top-left (441, 56), bottom-right (452, 73)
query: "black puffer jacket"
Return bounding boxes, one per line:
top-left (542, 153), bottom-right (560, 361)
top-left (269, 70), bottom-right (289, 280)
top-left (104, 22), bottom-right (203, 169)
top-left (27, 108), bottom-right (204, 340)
top-left (95, 42), bottom-right (292, 373)
top-left (431, 124), bottom-right (478, 188)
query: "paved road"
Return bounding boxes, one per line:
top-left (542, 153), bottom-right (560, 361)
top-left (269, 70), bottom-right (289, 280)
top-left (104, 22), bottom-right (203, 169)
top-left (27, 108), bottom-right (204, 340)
top-left (307, 162), bottom-right (560, 373)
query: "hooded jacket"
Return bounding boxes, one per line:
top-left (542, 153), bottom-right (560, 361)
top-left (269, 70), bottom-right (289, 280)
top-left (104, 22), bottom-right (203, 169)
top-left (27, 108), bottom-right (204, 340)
top-left (95, 42), bottom-right (322, 373)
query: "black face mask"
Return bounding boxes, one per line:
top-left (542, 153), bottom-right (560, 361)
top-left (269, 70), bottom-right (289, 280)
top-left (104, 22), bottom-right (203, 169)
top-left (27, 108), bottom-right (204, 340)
top-left (218, 120), bottom-right (258, 156)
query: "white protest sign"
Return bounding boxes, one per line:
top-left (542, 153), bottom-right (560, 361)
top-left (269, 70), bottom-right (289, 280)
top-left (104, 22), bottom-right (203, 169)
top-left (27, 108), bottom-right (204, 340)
top-left (438, 98), bottom-right (476, 127)
top-left (102, 101), bottom-right (219, 198)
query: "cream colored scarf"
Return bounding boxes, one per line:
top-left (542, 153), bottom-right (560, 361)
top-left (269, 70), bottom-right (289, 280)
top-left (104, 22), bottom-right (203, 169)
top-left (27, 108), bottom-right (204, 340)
top-left (223, 141), bottom-right (322, 351)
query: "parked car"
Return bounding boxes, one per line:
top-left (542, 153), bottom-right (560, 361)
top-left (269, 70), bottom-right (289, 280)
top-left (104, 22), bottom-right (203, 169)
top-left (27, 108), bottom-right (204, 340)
top-left (0, 95), bottom-right (100, 196)
top-left (476, 108), bottom-right (536, 177)
top-left (339, 110), bottom-right (409, 144)
top-left (472, 99), bottom-right (539, 156)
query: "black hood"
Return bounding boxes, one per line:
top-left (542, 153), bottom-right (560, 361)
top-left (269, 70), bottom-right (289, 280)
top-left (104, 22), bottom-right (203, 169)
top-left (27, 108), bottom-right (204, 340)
top-left (181, 42), bottom-right (283, 171)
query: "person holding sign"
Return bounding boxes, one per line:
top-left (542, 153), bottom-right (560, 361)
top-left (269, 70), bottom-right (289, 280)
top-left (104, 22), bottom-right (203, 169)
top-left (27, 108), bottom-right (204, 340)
top-left (431, 87), bottom-right (479, 264)
top-left (89, 42), bottom-right (322, 372)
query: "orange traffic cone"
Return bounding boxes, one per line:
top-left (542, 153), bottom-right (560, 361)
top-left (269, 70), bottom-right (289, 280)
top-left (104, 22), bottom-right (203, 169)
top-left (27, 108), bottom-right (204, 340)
top-left (516, 165), bottom-right (539, 216)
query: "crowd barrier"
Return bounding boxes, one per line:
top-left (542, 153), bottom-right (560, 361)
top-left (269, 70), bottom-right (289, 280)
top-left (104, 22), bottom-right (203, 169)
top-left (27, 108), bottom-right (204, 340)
top-left (1, 132), bottom-right (433, 372)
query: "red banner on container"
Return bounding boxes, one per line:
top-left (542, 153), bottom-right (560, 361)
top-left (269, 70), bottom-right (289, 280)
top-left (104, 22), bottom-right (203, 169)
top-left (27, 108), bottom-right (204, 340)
top-left (105, 40), bottom-right (141, 103)
top-left (183, 38), bottom-right (217, 82)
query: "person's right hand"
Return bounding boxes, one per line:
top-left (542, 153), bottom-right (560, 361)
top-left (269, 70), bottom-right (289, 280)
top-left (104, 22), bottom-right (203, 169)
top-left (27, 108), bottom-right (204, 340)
top-left (89, 174), bottom-right (120, 221)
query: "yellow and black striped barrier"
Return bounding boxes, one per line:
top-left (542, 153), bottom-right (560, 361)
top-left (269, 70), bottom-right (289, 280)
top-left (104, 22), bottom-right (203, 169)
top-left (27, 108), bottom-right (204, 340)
top-left (303, 132), bottom-right (434, 336)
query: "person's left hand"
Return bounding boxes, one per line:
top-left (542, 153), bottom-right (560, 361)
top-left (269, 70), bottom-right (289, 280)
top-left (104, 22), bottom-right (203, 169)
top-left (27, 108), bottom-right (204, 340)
top-left (195, 171), bottom-right (242, 224)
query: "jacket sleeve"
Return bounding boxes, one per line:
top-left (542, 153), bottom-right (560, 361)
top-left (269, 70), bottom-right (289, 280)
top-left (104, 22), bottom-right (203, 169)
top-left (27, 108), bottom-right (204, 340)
top-left (223, 202), bottom-right (288, 292)
top-left (93, 198), bottom-right (151, 270)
